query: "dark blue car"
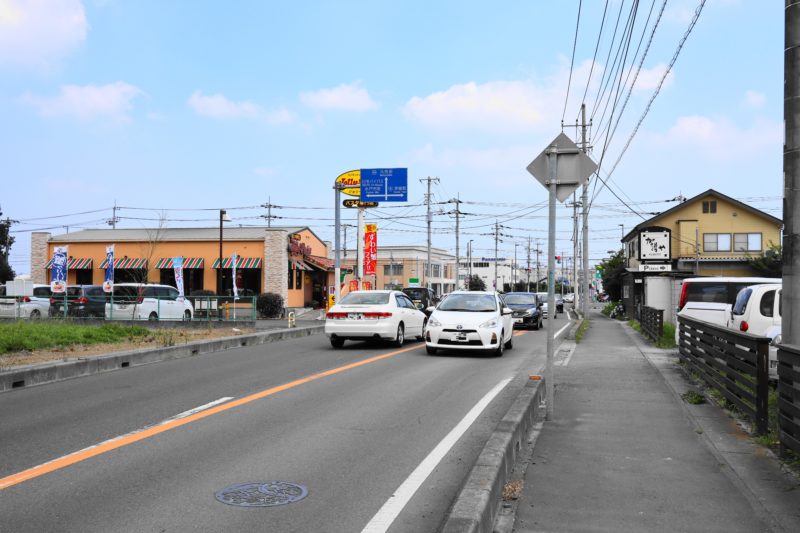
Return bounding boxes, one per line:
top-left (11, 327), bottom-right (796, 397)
top-left (504, 292), bottom-right (543, 330)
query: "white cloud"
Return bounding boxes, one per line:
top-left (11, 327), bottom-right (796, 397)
top-left (0, 0), bottom-right (88, 68)
top-left (742, 90), bottom-right (766, 109)
top-left (187, 91), bottom-right (294, 124)
top-left (300, 81), bottom-right (378, 112)
top-left (656, 115), bottom-right (781, 160)
top-left (20, 82), bottom-right (142, 121)
top-left (631, 63), bottom-right (674, 93)
top-left (403, 60), bottom-right (596, 133)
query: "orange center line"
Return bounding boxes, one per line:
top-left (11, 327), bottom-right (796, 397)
top-left (0, 343), bottom-right (423, 491)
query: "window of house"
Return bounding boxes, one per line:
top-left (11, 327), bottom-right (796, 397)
top-left (383, 264), bottom-right (403, 276)
top-left (734, 233), bottom-right (762, 252)
top-left (431, 264), bottom-right (441, 277)
top-left (473, 262), bottom-right (490, 268)
top-left (295, 270), bottom-right (302, 290)
top-left (288, 263), bottom-right (293, 289)
top-left (703, 233), bottom-right (731, 252)
top-left (75, 269), bottom-right (93, 285)
top-left (702, 200), bottom-right (717, 213)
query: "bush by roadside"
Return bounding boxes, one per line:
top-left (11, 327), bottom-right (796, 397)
top-left (627, 319), bottom-right (677, 349)
top-left (257, 293), bottom-right (284, 318)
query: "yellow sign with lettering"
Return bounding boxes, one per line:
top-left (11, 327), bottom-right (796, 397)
top-left (335, 170), bottom-right (361, 197)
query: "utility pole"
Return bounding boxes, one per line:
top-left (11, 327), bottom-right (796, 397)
top-left (261, 197), bottom-right (278, 227)
top-left (580, 103), bottom-right (591, 316)
top-left (784, 0), bottom-right (799, 344)
top-left (569, 193), bottom-right (579, 306)
top-left (108, 200), bottom-right (119, 229)
top-left (450, 195), bottom-right (462, 294)
top-left (421, 176), bottom-right (439, 291)
top-left (513, 242), bottom-right (518, 289)
top-left (526, 236), bottom-right (532, 291)
top-left (493, 221), bottom-right (501, 291)
top-left (468, 240), bottom-right (473, 289)
top-left (535, 239), bottom-right (541, 293)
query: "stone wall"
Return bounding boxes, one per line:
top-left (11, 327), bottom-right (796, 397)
top-left (30, 232), bottom-right (51, 284)
top-left (263, 229), bottom-right (288, 307)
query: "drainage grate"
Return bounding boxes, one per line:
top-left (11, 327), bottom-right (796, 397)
top-left (215, 482), bottom-right (308, 508)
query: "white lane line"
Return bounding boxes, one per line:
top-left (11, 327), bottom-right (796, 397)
top-left (168, 397), bottom-right (234, 421)
top-left (556, 343), bottom-right (577, 367)
top-left (360, 378), bottom-right (513, 533)
top-left (554, 323), bottom-right (570, 339)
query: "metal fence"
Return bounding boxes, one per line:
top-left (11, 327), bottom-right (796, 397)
top-left (777, 344), bottom-right (800, 457)
top-left (640, 306), bottom-right (664, 342)
top-left (0, 294), bottom-right (257, 322)
top-left (678, 315), bottom-right (770, 435)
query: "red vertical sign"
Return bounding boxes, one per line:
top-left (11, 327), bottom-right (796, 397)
top-left (364, 223), bottom-right (378, 276)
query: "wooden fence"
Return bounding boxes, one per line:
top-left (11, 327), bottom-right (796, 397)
top-left (640, 306), bottom-right (664, 342)
top-left (777, 344), bottom-right (800, 457)
top-left (678, 315), bottom-right (770, 435)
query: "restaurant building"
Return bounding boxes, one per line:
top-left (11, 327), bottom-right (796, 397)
top-left (30, 226), bottom-right (335, 309)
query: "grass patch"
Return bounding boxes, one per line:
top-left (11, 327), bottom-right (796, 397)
top-left (575, 319), bottom-right (590, 343)
top-left (601, 301), bottom-right (618, 317)
top-left (0, 321), bottom-right (149, 354)
top-left (656, 322), bottom-right (677, 349)
top-left (682, 390), bottom-right (705, 404)
top-left (628, 319), bottom-right (642, 333)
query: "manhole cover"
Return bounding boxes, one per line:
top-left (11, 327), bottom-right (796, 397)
top-left (215, 481), bottom-right (309, 508)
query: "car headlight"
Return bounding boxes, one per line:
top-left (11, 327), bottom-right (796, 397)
top-left (479, 318), bottom-right (498, 329)
top-left (428, 316), bottom-right (442, 327)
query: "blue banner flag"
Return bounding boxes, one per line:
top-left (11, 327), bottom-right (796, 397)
top-left (173, 256), bottom-right (185, 300)
top-left (103, 245), bottom-right (115, 293)
top-left (51, 246), bottom-right (68, 293)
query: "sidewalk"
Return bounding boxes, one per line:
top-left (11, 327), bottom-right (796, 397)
top-left (511, 311), bottom-right (799, 533)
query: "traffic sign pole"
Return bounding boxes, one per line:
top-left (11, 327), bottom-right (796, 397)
top-left (546, 147), bottom-right (557, 421)
top-left (334, 182), bottom-right (341, 304)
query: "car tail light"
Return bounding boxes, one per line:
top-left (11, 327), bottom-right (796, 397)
top-left (678, 282), bottom-right (689, 310)
top-left (740, 321), bottom-right (749, 332)
top-left (326, 312), bottom-right (347, 319)
top-left (363, 312), bottom-right (392, 319)
top-left (75, 297), bottom-right (89, 304)
top-left (50, 297), bottom-right (57, 304)
top-left (17, 296), bottom-right (30, 303)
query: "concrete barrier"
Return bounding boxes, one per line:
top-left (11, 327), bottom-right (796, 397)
top-left (0, 325), bottom-right (324, 392)
top-left (441, 377), bottom-right (545, 533)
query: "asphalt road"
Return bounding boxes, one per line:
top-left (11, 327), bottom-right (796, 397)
top-left (0, 312), bottom-right (572, 532)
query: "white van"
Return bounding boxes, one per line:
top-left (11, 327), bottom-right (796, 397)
top-left (730, 284), bottom-right (782, 379)
top-left (106, 283), bottom-right (193, 321)
top-left (676, 277), bottom-right (780, 328)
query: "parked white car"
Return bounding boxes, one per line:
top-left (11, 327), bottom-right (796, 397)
top-left (325, 290), bottom-right (426, 349)
top-left (0, 284), bottom-right (51, 319)
top-left (106, 283), bottom-right (193, 321)
top-left (675, 276), bottom-right (780, 342)
top-left (424, 291), bottom-right (514, 356)
top-left (730, 283), bottom-right (782, 379)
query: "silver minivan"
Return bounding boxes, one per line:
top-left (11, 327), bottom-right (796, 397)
top-left (106, 283), bottom-right (193, 321)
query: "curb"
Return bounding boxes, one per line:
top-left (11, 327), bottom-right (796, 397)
top-left (0, 325), bottom-right (324, 393)
top-left (440, 377), bottom-right (545, 533)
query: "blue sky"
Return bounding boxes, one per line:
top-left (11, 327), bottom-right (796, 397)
top-left (1, 0), bottom-right (784, 275)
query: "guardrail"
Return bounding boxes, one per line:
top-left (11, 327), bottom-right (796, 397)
top-left (777, 344), bottom-right (800, 457)
top-left (678, 315), bottom-right (769, 435)
top-left (640, 306), bottom-right (664, 342)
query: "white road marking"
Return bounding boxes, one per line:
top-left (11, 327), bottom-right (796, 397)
top-left (168, 397), bottom-right (234, 421)
top-left (360, 378), bottom-right (513, 533)
top-left (555, 323), bottom-right (570, 339)
top-left (556, 343), bottom-right (577, 367)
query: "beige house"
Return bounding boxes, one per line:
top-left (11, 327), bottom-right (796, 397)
top-left (622, 189), bottom-right (782, 276)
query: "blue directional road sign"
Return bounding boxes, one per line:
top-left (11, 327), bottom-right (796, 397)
top-left (360, 168), bottom-right (408, 202)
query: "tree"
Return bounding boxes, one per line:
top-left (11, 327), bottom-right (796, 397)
top-left (747, 242), bottom-right (782, 277)
top-left (597, 250), bottom-right (625, 301)
top-left (0, 207), bottom-right (15, 283)
top-left (467, 274), bottom-right (486, 291)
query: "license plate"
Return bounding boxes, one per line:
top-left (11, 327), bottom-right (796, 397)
top-left (455, 333), bottom-right (468, 342)
top-left (348, 313), bottom-right (360, 320)
top-left (117, 305), bottom-right (128, 310)
top-left (514, 318), bottom-right (523, 324)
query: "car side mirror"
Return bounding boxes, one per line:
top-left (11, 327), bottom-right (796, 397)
top-left (426, 306), bottom-right (436, 314)
top-left (503, 307), bottom-right (513, 315)
top-left (415, 302), bottom-right (425, 310)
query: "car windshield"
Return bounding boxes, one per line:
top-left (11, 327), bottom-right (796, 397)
top-left (339, 293), bottom-right (390, 305)
top-left (732, 288), bottom-right (752, 315)
top-left (437, 293), bottom-right (496, 312)
top-left (505, 294), bottom-right (537, 305)
top-left (402, 289), bottom-right (429, 300)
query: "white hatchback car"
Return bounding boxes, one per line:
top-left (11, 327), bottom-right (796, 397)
top-left (424, 291), bottom-right (514, 356)
top-left (325, 290), bottom-right (427, 349)
top-left (0, 284), bottom-right (51, 319)
top-left (106, 283), bottom-right (193, 321)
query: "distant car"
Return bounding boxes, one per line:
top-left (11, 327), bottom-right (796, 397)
top-left (424, 291), bottom-right (514, 356)
top-left (556, 296), bottom-right (565, 313)
top-left (0, 284), bottom-right (51, 319)
top-left (325, 290), bottom-right (427, 348)
top-left (504, 292), bottom-right (542, 330)
top-left (563, 293), bottom-right (575, 304)
top-left (402, 287), bottom-right (439, 315)
top-left (49, 285), bottom-right (107, 318)
top-left (536, 292), bottom-right (558, 319)
top-left (106, 283), bottom-right (193, 321)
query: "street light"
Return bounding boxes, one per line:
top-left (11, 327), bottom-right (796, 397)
top-left (218, 209), bottom-right (232, 300)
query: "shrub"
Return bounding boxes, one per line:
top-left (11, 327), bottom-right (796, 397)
top-left (602, 301), bottom-right (618, 316)
top-left (190, 289), bottom-right (215, 297)
top-left (257, 292), bottom-right (284, 318)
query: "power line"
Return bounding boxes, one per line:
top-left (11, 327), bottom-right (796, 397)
top-left (561, 0), bottom-right (583, 124)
